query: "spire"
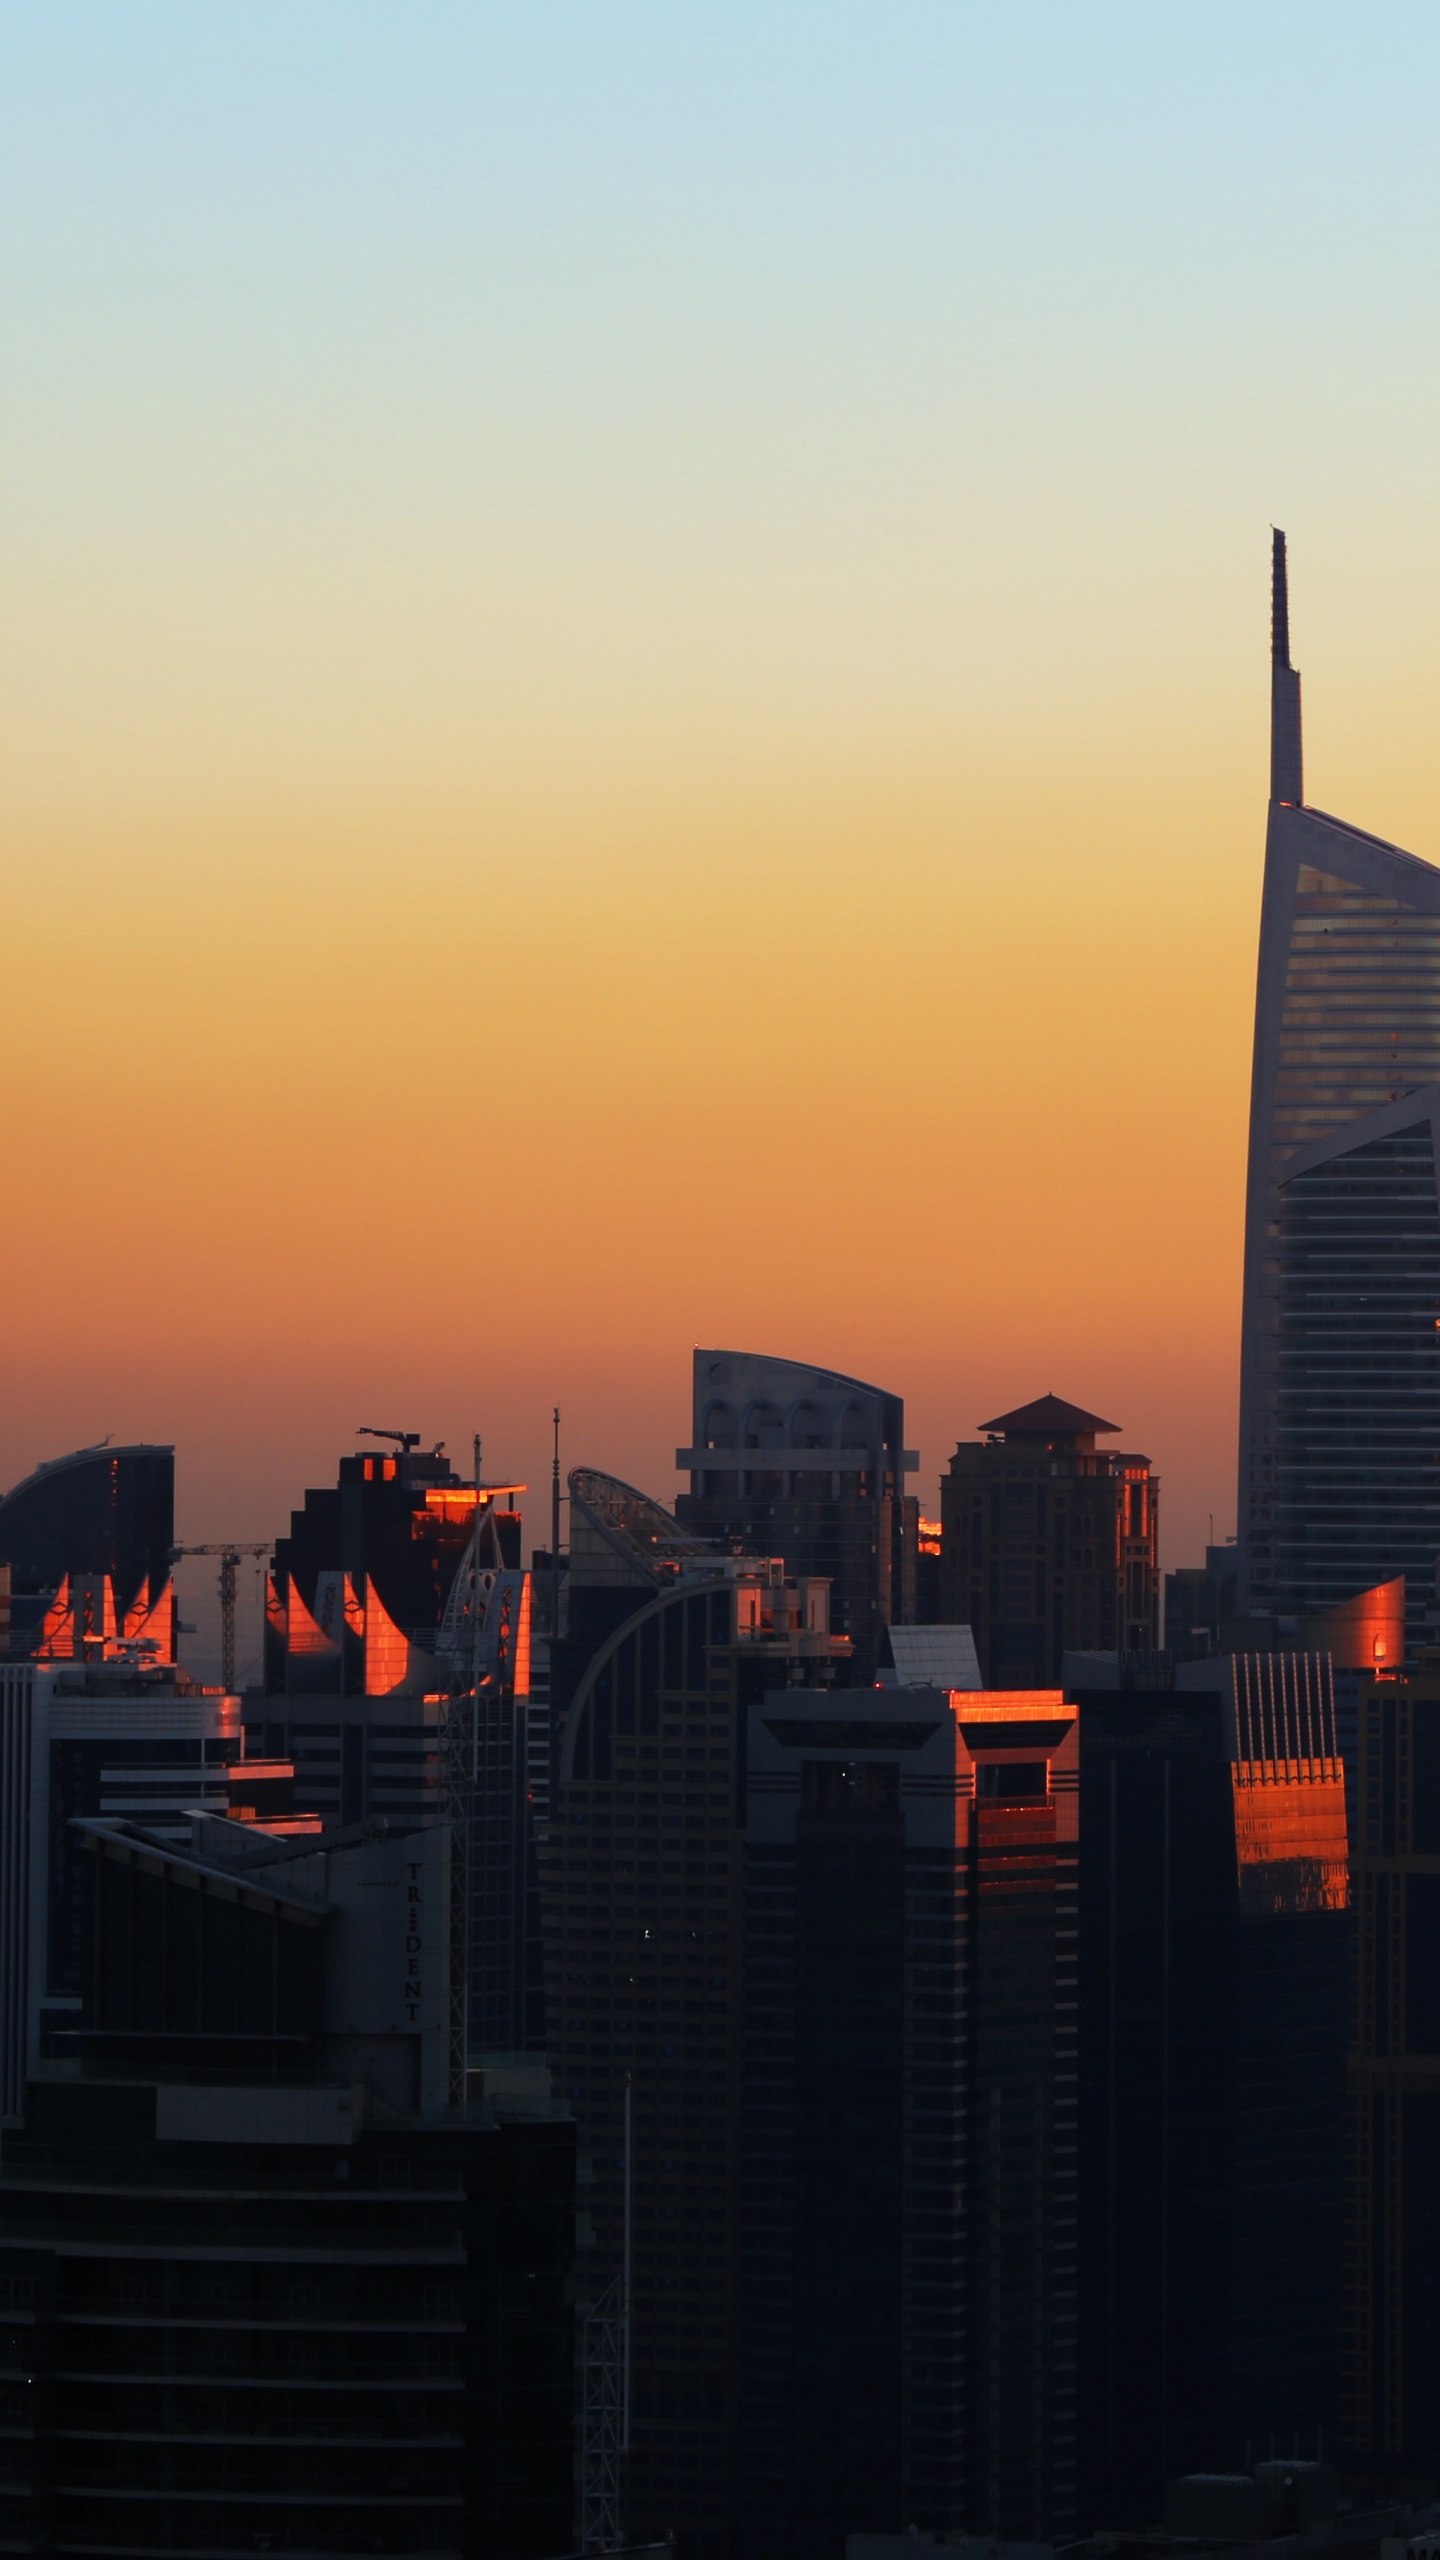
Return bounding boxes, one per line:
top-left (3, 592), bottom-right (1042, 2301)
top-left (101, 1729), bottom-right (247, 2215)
top-left (1270, 527), bottom-right (1304, 804)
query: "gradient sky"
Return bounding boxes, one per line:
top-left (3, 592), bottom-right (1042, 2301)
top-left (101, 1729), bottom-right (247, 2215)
top-left (4, 2), bottom-right (1440, 1676)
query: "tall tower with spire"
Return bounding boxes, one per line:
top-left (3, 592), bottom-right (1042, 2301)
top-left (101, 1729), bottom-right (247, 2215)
top-left (1237, 534), bottom-right (1440, 1630)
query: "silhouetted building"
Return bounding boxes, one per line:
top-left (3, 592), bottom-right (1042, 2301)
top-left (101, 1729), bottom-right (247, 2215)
top-left (675, 1350), bottom-right (916, 1673)
top-left (254, 1439), bottom-right (540, 2053)
top-left (1165, 1542), bottom-right (1239, 1657)
top-left (0, 1657), bottom-right (243, 2121)
top-left (940, 1396), bottom-right (1158, 1686)
top-left (1239, 533), bottom-right (1440, 1620)
top-left (0, 1442), bottom-right (175, 1663)
top-left (540, 1489), bottom-right (849, 2560)
top-left (0, 1808), bottom-right (575, 2557)
top-left (742, 1683), bottom-right (1079, 2555)
top-left (1076, 1653), bottom-right (1350, 2528)
top-left (1343, 1653), bottom-right (1440, 2474)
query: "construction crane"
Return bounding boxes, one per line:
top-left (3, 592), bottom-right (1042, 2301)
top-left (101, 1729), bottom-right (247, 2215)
top-left (170, 1544), bottom-right (271, 1693)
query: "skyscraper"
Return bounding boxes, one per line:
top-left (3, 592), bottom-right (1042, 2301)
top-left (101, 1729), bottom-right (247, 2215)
top-left (675, 1350), bottom-right (917, 1673)
top-left (0, 1807), bottom-right (576, 2558)
top-left (1239, 533), bottom-right (1440, 1625)
top-left (939, 1395), bottom-right (1158, 1685)
top-left (1344, 1652), bottom-right (1440, 2473)
top-left (1075, 1654), bottom-right (1350, 2525)
top-left (0, 1656), bottom-right (242, 2120)
top-left (741, 1682), bottom-right (1080, 2555)
top-left (1274, 1089), bottom-right (1440, 1634)
top-left (539, 1476), bottom-right (849, 2559)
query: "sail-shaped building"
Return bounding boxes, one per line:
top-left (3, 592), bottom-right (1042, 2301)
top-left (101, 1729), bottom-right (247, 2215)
top-left (1238, 536), bottom-right (1440, 1636)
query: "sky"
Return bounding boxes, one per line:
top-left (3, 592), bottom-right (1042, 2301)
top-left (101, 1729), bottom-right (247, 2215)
top-left (4, 1), bottom-right (1440, 1676)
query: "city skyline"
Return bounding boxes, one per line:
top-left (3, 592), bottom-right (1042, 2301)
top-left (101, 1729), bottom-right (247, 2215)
top-left (6, 7), bottom-right (1440, 1593)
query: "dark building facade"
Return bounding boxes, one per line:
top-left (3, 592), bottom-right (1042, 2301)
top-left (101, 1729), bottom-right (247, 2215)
top-left (1076, 1654), bottom-right (1350, 2529)
top-left (742, 1683), bottom-right (1080, 2557)
top-left (0, 1657), bottom-right (246, 2121)
top-left (541, 1522), bottom-right (849, 2560)
top-left (0, 1808), bottom-right (575, 2558)
top-left (1344, 1655), bottom-right (1440, 2475)
top-left (940, 1395), bottom-right (1159, 1686)
top-left (0, 1442), bottom-right (175, 1663)
top-left (254, 1439), bottom-right (539, 2054)
top-left (1239, 532), bottom-right (1440, 1617)
top-left (675, 1349), bottom-right (916, 1674)
top-left (1164, 1542), bottom-right (1240, 1657)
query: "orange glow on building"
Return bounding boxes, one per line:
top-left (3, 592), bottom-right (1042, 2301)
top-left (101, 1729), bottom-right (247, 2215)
top-left (362, 1579), bottom-right (412, 1696)
top-left (285, 1580), bottom-right (335, 1659)
top-left (1230, 1764), bottom-right (1348, 1913)
top-left (30, 1571), bottom-right (175, 1664)
top-left (421, 1484), bottom-right (526, 1525)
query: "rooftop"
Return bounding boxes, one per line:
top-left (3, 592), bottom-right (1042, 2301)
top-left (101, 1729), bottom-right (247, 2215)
top-left (978, 1392), bottom-right (1120, 1440)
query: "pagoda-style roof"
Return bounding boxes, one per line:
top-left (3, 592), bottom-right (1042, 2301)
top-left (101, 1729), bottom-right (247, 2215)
top-left (978, 1393), bottom-right (1120, 1439)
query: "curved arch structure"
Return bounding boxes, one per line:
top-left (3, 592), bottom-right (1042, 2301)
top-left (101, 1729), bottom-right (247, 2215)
top-left (0, 1443), bottom-right (174, 1662)
top-left (676, 1349), bottom-right (916, 1672)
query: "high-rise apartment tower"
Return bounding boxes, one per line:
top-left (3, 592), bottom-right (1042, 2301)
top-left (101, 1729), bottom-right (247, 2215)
top-left (675, 1351), bottom-right (916, 1674)
top-left (939, 1396), bottom-right (1158, 1686)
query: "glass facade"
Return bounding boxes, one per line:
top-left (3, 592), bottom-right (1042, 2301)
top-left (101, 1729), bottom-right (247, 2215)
top-left (675, 1351), bottom-right (916, 1675)
top-left (540, 1575), bottom-right (848, 2560)
top-left (1271, 867), bottom-right (1440, 1176)
top-left (1241, 791), bottom-right (1440, 1609)
top-left (1276, 1117), bottom-right (1440, 1627)
top-left (743, 1688), bottom-right (1080, 2552)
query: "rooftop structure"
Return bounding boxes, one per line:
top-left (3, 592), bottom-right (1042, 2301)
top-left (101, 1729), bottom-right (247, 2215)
top-left (0, 1441), bottom-right (175, 1663)
top-left (675, 1349), bottom-right (917, 1674)
top-left (978, 1396), bottom-right (1120, 1444)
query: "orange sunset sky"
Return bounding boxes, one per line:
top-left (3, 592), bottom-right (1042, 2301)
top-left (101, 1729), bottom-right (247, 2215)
top-left (4, 4), bottom-right (1440, 1674)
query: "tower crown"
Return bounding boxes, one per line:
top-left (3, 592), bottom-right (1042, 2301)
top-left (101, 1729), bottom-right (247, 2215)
top-left (1271, 527), bottom-right (1304, 805)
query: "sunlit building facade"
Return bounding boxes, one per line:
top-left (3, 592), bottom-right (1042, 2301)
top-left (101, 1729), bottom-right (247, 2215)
top-left (1239, 533), bottom-right (1440, 1623)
